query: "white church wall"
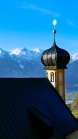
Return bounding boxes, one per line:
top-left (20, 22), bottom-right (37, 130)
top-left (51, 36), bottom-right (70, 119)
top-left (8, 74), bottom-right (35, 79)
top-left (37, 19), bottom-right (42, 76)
top-left (66, 130), bottom-right (78, 139)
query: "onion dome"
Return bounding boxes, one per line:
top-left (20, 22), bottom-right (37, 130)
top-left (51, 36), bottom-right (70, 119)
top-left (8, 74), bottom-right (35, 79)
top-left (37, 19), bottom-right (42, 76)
top-left (41, 20), bottom-right (70, 69)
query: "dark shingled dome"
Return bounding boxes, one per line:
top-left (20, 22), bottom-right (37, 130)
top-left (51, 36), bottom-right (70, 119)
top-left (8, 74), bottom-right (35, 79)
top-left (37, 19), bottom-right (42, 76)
top-left (41, 42), bottom-right (70, 69)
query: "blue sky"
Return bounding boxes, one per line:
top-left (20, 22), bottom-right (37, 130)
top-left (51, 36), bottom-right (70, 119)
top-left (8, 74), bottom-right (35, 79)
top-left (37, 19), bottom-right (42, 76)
top-left (0, 0), bottom-right (78, 56)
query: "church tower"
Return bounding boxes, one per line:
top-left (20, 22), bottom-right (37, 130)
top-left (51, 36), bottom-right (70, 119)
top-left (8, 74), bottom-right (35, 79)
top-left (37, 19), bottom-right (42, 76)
top-left (41, 20), bottom-right (70, 102)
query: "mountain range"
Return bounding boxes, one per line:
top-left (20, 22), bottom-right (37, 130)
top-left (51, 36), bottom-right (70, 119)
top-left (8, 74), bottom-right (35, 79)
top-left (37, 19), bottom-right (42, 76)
top-left (0, 47), bottom-right (78, 93)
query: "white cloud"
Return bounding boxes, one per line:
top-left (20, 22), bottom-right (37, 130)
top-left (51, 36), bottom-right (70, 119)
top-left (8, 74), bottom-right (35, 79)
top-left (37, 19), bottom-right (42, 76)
top-left (20, 3), bottom-right (78, 28)
top-left (21, 3), bottom-right (60, 17)
top-left (66, 20), bottom-right (78, 28)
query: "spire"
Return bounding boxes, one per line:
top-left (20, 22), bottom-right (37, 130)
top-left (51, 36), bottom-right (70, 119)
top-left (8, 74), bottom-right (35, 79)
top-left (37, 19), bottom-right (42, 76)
top-left (52, 20), bottom-right (57, 44)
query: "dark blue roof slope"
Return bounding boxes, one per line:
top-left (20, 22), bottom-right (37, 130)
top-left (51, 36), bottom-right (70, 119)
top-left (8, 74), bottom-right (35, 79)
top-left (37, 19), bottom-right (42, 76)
top-left (28, 107), bottom-right (53, 126)
top-left (0, 78), bottom-right (78, 139)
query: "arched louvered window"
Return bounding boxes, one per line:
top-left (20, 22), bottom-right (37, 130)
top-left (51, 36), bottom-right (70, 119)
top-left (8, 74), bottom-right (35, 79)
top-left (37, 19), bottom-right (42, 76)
top-left (51, 72), bottom-right (54, 82)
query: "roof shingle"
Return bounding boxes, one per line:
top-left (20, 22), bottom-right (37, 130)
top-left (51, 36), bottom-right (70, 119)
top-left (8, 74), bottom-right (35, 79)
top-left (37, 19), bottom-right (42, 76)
top-left (0, 78), bottom-right (78, 139)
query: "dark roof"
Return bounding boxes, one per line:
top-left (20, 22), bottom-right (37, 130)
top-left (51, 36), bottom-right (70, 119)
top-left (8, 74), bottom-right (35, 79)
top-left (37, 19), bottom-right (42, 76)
top-left (0, 78), bottom-right (78, 139)
top-left (41, 42), bottom-right (70, 69)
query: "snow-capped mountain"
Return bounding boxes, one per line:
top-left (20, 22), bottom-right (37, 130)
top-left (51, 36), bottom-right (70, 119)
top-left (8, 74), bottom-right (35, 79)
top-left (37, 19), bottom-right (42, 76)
top-left (70, 52), bottom-right (78, 62)
top-left (0, 47), bottom-right (78, 92)
top-left (72, 52), bottom-right (78, 61)
top-left (30, 48), bottom-right (41, 53)
top-left (0, 46), bottom-right (76, 63)
top-left (9, 47), bottom-right (43, 61)
top-left (9, 47), bottom-right (43, 55)
top-left (9, 48), bottom-right (78, 63)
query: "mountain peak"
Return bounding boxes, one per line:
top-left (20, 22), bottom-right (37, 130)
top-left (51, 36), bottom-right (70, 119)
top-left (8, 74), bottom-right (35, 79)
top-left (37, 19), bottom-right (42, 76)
top-left (72, 52), bottom-right (78, 61)
top-left (0, 48), bottom-right (9, 56)
top-left (9, 47), bottom-right (43, 57)
top-left (9, 48), bottom-right (21, 55)
top-left (9, 47), bottom-right (28, 55)
top-left (30, 48), bottom-right (41, 53)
